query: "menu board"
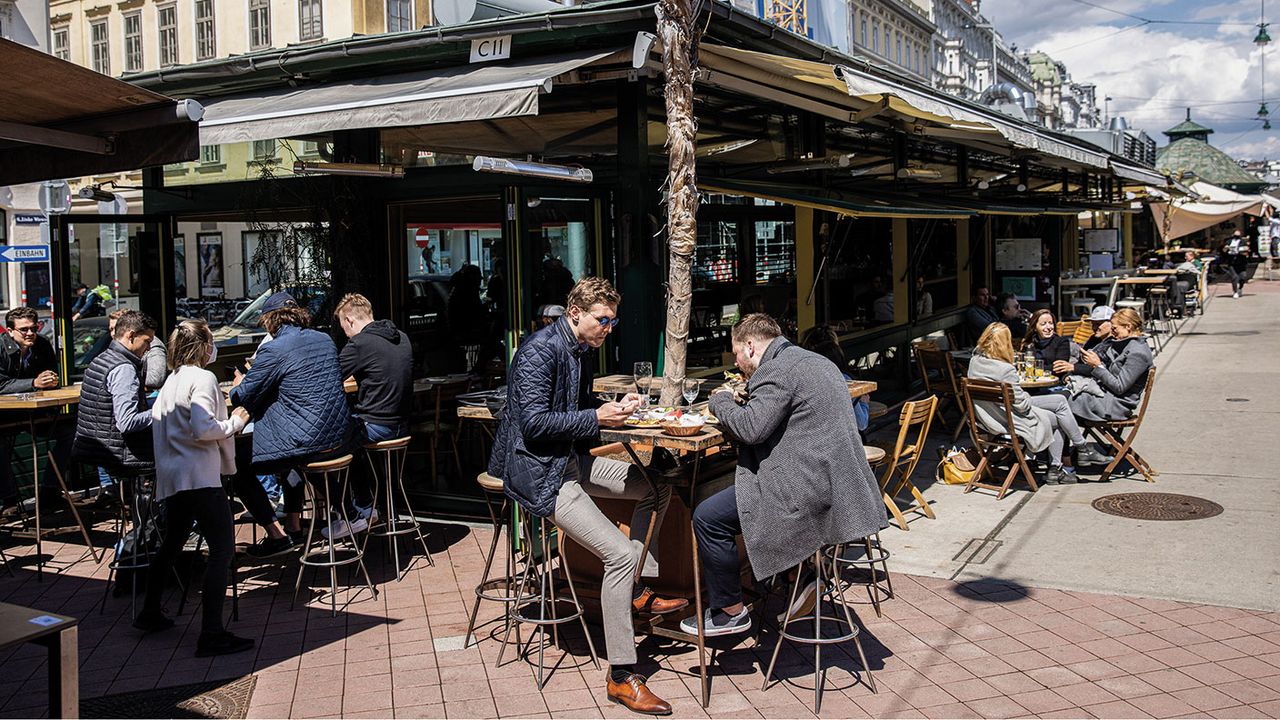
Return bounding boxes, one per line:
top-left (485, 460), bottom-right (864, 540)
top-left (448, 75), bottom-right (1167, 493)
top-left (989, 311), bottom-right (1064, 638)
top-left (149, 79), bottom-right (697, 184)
top-left (994, 237), bottom-right (1041, 271)
top-left (1084, 228), bottom-right (1119, 253)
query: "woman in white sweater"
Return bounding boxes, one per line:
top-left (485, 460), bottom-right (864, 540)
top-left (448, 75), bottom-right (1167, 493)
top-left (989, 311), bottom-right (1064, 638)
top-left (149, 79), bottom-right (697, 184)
top-left (133, 320), bottom-right (255, 657)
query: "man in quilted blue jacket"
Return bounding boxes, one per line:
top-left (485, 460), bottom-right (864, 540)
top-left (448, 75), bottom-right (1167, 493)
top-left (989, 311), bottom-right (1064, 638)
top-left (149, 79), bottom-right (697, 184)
top-left (231, 292), bottom-right (352, 559)
top-left (489, 277), bottom-right (685, 716)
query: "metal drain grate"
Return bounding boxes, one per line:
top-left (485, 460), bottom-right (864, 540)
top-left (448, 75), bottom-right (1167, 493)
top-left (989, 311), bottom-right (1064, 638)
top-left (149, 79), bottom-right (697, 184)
top-left (1092, 493), bottom-right (1223, 521)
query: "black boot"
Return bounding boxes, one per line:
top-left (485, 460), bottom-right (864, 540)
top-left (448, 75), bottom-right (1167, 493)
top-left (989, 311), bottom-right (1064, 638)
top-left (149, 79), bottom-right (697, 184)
top-left (195, 631), bottom-right (255, 657)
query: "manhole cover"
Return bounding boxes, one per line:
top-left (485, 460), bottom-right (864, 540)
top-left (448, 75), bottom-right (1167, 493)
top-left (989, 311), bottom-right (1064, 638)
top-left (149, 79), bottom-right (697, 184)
top-left (1092, 493), bottom-right (1223, 521)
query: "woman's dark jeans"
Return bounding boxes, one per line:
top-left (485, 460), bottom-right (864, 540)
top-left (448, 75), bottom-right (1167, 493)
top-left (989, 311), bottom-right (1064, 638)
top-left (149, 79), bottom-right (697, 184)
top-left (143, 487), bottom-right (234, 636)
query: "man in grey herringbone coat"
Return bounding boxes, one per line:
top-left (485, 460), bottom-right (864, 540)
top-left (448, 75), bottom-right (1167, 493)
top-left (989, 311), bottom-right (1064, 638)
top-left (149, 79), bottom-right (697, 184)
top-left (680, 313), bottom-right (887, 637)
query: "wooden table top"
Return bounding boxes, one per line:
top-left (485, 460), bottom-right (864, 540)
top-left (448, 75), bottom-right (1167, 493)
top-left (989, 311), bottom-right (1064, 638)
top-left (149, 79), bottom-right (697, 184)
top-left (592, 375), bottom-right (877, 399)
top-left (599, 425), bottom-right (726, 452)
top-left (458, 405), bottom-right (496, 420)
top-left (1019, 376), bottom-right (1062, 389)
top-left (1140, 269), bottom-right (1178, 275)
top-left (1059, 277), bottom-right (1119, 286)
top-left (1116, 276), bottom-right (1167, 285)
top-left (0, 602), bottom-right (77, 649)
top-left (0, 386), bottom-right (81, 411)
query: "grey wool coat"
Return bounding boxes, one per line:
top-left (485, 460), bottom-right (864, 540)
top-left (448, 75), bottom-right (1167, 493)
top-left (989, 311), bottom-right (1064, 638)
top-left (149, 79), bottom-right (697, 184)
top-left (1068, 336), bottom-right (1153, 422)
top-left (709, 338), bottom-right (887, 581)
top-left (966, 353), bottom-right (1053, 453)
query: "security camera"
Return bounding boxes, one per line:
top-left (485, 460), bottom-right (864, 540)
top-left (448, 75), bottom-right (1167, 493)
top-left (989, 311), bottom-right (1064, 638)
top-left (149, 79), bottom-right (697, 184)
top-left (78, 186), bottom-right (117, 203)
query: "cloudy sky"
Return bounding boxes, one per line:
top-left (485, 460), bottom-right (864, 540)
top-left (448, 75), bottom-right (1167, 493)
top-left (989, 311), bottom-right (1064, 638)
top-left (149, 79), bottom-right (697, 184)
top-left (981, 0), bottom-right (1277, 160)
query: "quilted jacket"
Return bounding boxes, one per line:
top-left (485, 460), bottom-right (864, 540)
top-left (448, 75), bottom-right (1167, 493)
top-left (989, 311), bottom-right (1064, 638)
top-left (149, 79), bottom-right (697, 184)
top-left (231, 324), bottom-right (351, 464)
top-left (488, 317), bottom-right (598, 517)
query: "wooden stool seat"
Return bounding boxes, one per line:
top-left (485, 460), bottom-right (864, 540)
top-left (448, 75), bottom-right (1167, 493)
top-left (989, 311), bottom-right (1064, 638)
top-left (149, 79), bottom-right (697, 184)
top-left (364, 437), bottom-right (412, 451)
top-left (866, 401), bottom-right (889, 419)
top-left (863, 446), bottom-right (887, 465)
top-left (302, 454), bottom-right (354, 472)
top-left (476, 472), bottom-right (504, 493)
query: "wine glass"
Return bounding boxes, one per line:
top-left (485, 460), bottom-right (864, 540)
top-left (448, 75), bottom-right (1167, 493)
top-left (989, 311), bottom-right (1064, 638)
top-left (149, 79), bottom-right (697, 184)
top-left (596, 389), bottom-right (618, 405)
top-left (633, 362), bottom-right (653, 408)
top-left (682, 379), bottom-right (702, 408)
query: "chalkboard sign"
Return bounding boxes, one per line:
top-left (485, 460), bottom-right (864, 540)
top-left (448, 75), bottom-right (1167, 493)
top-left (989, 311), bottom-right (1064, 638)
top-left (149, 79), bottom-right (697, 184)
top-left (1084, 228), bottom-right (1119, 253)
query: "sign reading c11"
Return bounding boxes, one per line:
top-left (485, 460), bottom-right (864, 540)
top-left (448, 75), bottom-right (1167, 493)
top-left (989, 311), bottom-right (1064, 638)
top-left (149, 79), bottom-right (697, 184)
top-left (470, 35), bottom-right (511, 63)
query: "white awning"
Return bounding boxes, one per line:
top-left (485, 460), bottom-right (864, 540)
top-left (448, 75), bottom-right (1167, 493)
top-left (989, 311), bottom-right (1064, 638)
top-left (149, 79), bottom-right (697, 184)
top-left (1111, 160), bottom-right (1166, 187)
top-left (691, 45), bottom-right (1111, 170)
top-left (1148, 180), bottom-right (1266, 242)
top-left (196, 48), bottom-right (620, 145)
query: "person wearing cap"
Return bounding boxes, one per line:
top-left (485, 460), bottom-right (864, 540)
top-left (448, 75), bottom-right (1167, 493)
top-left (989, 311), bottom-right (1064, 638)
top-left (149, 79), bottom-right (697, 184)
top-left (535, 304), bottom-right (565, 330)
top-left (1081, 305), bottom-right (1114, 352)
top-left (230, 291), bottom-right (352, 558)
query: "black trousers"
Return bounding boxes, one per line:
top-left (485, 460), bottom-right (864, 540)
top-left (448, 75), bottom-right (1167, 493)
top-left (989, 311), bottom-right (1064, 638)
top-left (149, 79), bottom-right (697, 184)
top-left (144, 486), bottom-right (233, 636)
top-left (230, 436), bottom-right (304, 528)
top-left (692, 484), bottom-right (744, 610)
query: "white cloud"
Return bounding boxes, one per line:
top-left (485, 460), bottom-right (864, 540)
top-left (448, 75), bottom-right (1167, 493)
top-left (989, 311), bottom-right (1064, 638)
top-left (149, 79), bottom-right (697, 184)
top-left (981, 0), bottom-right (1274, 160)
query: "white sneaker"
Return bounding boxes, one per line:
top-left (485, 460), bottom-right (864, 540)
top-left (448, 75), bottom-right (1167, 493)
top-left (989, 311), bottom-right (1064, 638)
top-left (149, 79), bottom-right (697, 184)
top-left (1233, 292), bottom-right (1241, 298)
top-left (321, 517), bottom-right (369, 540)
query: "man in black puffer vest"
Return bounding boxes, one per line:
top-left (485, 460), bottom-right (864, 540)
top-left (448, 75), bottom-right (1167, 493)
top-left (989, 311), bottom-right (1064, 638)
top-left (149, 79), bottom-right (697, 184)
top-left (73, 310), bottom-right (157, 477)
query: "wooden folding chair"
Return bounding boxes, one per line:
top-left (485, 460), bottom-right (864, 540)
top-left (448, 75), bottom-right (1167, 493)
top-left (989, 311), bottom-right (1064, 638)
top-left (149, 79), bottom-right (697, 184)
top-left (878, 396), bottom-right (938, 530)
top-left (914, 346), bottom-right (964, 441)
top-left (1079, 370), bottom-right (1159, 483)
top-left (959, 378), bottom-right (1039, 499)
top-left (1056, 320), bottom-right (1081, 338)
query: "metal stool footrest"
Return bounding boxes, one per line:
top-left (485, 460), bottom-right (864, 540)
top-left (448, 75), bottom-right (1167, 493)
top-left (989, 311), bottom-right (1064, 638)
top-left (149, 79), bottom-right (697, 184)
top-left (827, 537), bottom-right (894, 618)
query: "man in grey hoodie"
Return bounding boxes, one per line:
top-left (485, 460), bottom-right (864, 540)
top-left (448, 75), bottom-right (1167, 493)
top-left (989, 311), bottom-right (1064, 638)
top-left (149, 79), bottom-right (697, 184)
top-left (334, 293), bottom-right (413, 536)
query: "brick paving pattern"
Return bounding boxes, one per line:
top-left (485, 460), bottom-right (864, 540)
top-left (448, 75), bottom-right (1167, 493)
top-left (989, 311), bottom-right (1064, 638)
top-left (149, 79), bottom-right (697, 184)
top-left (0, 520), bottom-right (1277, 718)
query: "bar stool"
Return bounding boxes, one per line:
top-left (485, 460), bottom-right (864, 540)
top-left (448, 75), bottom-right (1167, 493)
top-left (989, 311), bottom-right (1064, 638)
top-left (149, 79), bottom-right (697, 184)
top-left (827, 534), bottom-right (893, 618)
top-left (464, 473), bottom-right (533, 653)
top-left (762, 546), bottom-right (876, 712)
top-left (363, 437), bottom-right (432, 581)
top-left (292, 454), bottom-right (378, 616)
top-left (1071, 296), bottom-right (1096, 318)
top-left (498, 505), bottom-right (599, 689)
top-left (100, 471), bottom-right (160, 619)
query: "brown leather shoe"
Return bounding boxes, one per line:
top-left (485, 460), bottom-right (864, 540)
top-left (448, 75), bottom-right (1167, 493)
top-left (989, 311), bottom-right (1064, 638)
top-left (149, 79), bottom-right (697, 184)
top-left (607, 673), bottom-right (672, 716)
top-left (632, 588), bottom-right (689, 615)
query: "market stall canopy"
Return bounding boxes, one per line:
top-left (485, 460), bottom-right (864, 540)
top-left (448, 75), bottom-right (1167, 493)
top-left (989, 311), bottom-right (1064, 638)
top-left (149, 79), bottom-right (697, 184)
top-left (0, 38), bottom-right (202, 186)
top-left (1148, 180), bottom-right (1266, 242)
top-left (196, 48), bottom-right (623, 145)
top-left (690, 44), bottom-right (1111, 171)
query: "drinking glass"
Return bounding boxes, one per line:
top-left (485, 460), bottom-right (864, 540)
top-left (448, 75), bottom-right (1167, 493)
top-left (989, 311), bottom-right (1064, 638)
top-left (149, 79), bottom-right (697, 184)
top-left (682, 379), bottom-right (702, 407)
top-left (633, 362), bottom-right (653, 408)
top-left (596, 390), bottom-right (618, 405)
top-left (1034, 359), bottom-right (1045, 378)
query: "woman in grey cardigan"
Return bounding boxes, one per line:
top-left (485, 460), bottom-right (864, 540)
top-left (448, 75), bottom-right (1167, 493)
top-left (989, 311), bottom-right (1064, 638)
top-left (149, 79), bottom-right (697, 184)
top-left (967, 323), bottom-right (1112, 484)
top-left (1062, 308), bottom-right (1154, 423)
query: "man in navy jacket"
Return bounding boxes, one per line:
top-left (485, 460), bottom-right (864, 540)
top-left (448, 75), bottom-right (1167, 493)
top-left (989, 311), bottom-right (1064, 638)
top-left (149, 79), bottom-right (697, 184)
top-left (488, 277), bottom-right (685, 715)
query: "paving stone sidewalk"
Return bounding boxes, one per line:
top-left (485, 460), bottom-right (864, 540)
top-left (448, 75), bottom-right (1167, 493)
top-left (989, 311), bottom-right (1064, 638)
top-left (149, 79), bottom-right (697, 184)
top-left (0, 519), bottom-right (1277, 719)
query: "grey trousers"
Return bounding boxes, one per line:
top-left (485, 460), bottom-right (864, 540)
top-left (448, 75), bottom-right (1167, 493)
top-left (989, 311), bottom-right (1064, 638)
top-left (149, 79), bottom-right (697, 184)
top-left (1031, 393), bottom-right (1087, 465)
top-left (552, 454), bottom-right (670, 666)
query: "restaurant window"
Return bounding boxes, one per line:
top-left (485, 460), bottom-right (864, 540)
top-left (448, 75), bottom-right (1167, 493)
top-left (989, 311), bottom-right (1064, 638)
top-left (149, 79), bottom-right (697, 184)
top-left (754, 220), bottom-right (794, 285)
top-left (249, 0), bottom-right (270, 50)
top-left (90, 20), bottom-right (109, 75)
top-left (123, 12), bottom-right (142, 71)
top-left (298, 0), bottom-right (322, 40)
top-left (822, 216), bottom-right (893, 329)
top-left (158, 5), bottom-right (178, 66)
top-left (53, 28), bottom-right (69, 59)
top-left (694, 220), bottom-right (739, 289)
top-left (252, 139), bottom-right (277, 161)
top-left (242, 231), bottom-right (274, 297)
top-left (195, 0), bottom-right (216, 60)
top-left (909, 219), bottom-right (958, 319)
top-left (387, 0), bottom-right (413, 32)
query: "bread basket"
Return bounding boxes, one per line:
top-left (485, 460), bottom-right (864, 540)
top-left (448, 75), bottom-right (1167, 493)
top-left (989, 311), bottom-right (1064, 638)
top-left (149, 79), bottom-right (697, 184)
top-left (661, 420), bottom-right (705, 437)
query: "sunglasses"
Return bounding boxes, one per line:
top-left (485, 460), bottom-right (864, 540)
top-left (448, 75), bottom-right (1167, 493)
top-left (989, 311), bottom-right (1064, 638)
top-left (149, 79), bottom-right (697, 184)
top-left (590, 314), bottom-right (619, 329)
top-left (10, 326), bottom-right (38, 335)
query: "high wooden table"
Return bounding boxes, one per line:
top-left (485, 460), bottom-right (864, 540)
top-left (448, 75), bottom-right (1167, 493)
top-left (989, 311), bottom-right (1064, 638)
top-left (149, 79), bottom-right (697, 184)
top-left (593, 375), bottom-right (877, 400)
top-left (0, 387), bottom-right (97, 581)
top-left (592, 379), bottom-right (877, 707)
top-left (0, 602), bottom-right (78, 717)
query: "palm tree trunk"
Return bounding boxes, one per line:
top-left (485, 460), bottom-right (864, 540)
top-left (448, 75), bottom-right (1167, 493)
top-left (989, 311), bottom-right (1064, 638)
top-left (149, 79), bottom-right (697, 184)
top-left (657, 0), bottom-right (699, 406)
